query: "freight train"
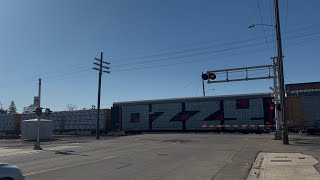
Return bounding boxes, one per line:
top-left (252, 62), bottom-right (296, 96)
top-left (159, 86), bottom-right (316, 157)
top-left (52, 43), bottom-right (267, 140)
top-left (111, 93), bottom-right (276, 133)
top-left (1, 91), bottom-right (319, 135)
top-left (0, 109), bottom-right (111, 135)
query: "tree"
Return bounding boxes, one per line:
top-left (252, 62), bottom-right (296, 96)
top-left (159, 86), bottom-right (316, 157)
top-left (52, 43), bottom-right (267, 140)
top-left (0, 108), bottom-right (6, 115)
top-left (22, 104), bottom-right (36, 114)
top-left (66, 104), bottom-right (77, 111)
top-left (7, 101), bottom-right (17, 114)
top-left (0, 101), bottom-right (6, 114)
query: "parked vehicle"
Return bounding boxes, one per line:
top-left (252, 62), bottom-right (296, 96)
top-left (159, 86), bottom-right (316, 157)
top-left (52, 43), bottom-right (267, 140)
top-left (0, 163), bottom-right (24, 180)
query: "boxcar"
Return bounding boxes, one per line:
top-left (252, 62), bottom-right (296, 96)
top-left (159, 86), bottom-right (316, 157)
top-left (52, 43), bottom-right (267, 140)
top-left (111, 93), bottom-right (275, 133)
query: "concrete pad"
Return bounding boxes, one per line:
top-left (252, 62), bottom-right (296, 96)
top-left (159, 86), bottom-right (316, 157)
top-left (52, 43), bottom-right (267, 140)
top-left (247, 153), bottom-right (320, 180)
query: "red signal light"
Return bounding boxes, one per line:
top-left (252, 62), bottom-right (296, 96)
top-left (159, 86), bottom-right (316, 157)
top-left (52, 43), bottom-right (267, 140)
top-left (269, 105), bottom-right (274, 111)
top-left (209, 73), bottom-right (216, 80)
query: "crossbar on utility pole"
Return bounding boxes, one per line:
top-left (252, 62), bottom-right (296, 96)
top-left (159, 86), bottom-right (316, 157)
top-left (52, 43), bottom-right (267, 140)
top-left (274, 0), bottom-right (289, 144)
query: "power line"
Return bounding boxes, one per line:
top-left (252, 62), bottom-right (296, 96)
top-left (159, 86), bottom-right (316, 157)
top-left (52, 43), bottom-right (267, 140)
top-left (33, 32), bottom-right (320, 78)
top-left (111, 42), bottom-right (270, 72)
top-left (14, 25), bottom-right (320, 81)
top-left (112, 30), bottom-right (320, 70)
top-left (286, 23), bottom-right (320, 34)
top-left (111, 27), bottom-right (320, 68)
top-left (285, 35), bottom-right (320, 47)
top-left (112, 41), bottom-right (268, 69)
top-left (108, 23), bottom-right (320, 64)
top-left (284, 74), bottom-right (293, 84)
top-left (269, 0), bottom-right (277, 56)
top-left (176, 80), bottom-right (195, 95)
top-left (111, 35), bottom-right (320, 72)
top-left (256, 0), bottom-right (273, 57)
top-left (41, 68), bottom-right (90, 80)
top-left (111, 36), bottom-right (268, 67)
top-left (284, 0), bottom-right (289, 48)
top-left (3, 35), bottom-right (318, 89)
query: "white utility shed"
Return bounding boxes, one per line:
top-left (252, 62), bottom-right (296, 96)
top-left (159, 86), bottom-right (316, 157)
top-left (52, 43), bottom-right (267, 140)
top-left (21, 119), bottom-right (53, 140)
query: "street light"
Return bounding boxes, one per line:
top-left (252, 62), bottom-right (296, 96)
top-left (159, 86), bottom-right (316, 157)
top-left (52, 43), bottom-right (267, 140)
top-left (248, 22), bottom-right (284, 142)
top-left (248, 24), bottom-right (275, 29)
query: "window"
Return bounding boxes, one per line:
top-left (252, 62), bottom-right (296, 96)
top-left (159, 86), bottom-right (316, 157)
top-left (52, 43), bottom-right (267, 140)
top-left (130, 113), bottom-right (140, 123)
top-left (236, 99), bottom-right (249, 109)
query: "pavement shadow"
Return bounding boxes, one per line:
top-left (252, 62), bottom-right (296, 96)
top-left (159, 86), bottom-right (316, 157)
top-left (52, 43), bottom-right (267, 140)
top-left (162, 139), bottom-right (192, 143)
top-left (289, 138), bottom-right (320, 146)
top-left (137, 138), bottom-right (192, 143)
top-left (53, 150), bottom-right (88, 156)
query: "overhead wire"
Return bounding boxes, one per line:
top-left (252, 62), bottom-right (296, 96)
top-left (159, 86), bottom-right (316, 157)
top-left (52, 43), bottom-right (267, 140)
top-left (111, 27), bottom-right (320, 69)
top-left (109, 23), bottom-right (320, 66)
top-left (38, 32), bottom-right (320, 79)
top-left (40, 68), bottom-right (90, 80)
top-left (111, 30), bottom-right (320, 71)
top-left (285, 74), bottom-right (293, 84)
top-left (111, 34), bottom-right (320, 72)
top-left (256, 0), bottom-right (273, 57)
top-left (112, 41), bottom-right (269, 70)
top-left (111, 36), bottom-right (268, 67)
top-left (283, 0), bottom-right (289, 53)
top-left (176, 80), bottom-right (195, 95)
top-left (269, 0), bottom-right (277, 56)
top-left (18, 24), bottom-right (320, 81)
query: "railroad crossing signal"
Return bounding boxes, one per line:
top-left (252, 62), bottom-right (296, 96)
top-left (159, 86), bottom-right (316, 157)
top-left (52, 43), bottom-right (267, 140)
top-left (209, 73), bottom-right (216, 80)
top-left (44, 108), bottom-right (52, 117)
top-left (35, 107), bottom-right (42, 116)
top-left (269, 105), bottom-right (274, 111)
top-left (202, 73), bottom-right (216, 81)
top-left (34, 107), bottom-right (52, 117)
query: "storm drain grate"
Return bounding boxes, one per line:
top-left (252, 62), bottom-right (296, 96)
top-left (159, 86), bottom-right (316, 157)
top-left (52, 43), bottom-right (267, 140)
top-left (271, 160), bottom-right (292, 162)
top-left (275, 156), bottom-right (287, 158)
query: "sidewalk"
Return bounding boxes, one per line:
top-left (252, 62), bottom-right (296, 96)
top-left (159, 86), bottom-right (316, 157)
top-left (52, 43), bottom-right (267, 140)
top-left (247, 152), bottom-right (320, 180)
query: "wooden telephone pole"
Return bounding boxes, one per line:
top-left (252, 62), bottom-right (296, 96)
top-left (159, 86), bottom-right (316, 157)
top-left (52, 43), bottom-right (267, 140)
top-left (274, 0), bottom-right (289, 144)
top-left (93, 52), bottom-right (110, 139)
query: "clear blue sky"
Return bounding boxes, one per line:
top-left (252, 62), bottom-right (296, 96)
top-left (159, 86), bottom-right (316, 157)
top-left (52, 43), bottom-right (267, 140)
top-left (0, 0), bottom-right (319, 112)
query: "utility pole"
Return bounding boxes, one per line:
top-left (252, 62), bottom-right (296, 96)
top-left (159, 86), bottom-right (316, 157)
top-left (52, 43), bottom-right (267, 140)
top-left (274, 0), bottom-right (289, 144)
top-left (34, 78), bottom-right (42, 150)
top-left (93, 52), bottom-right (110, 139)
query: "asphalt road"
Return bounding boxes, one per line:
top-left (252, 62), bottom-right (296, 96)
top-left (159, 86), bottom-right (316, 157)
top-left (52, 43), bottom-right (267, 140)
top-left (0, 133), bottom-right (319, 180)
